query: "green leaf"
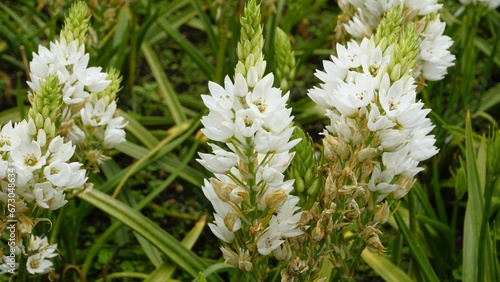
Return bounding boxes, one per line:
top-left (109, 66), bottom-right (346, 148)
top-left (78, 189), bottom-right (223, 282)
top-left (188, 0), bottom-right (217, 53)
top-left (394, 209), bottom-right (439, 282)
top-left (361, 249), bottom-right (413, 282)
top-left (155, 17), bottom-right (215, 77)
top-left (141, 41), bottom-right (187, 125)
top-left (155, 215), bottom-right (208, 280)
top-left (462, 112), bottom-right (484, 282)
top-left (120, 110), bottom-right (160, 149)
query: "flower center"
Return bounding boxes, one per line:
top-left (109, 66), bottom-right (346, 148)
top-left (91, 114), bottom-right (102, 124)
top-left (0, 137), bottom-right (11, 147)
top-left (253, 98), bottom-right (267, 113)
top-left (24, 154), bottom-right (38, 167)
top-left (50, 167), bottom-right (60, 175)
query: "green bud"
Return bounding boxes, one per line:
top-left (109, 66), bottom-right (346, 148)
top-left (295, 176), bottom-right (305, 194)
top-left (28, 74), bottom-right (62, 138)
top-left (390, 63), bottom-right (402, 82)
top-left (60, 1), bottom-right (90, 46)
top-left (374, 5), bottom-right (403, 54)
top-left (274, 27), bottom-right (296, 93)
top-left (235, 0), bottom-right (265, 80)
top-left (95, 68), bottom-right (122, 102)
top-left (286, 126), bottom-right (321, 207)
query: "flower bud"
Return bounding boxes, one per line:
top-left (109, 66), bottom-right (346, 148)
top-left (265, 188), bottom-right (288, 209)
top-left (312, 220), bottom-right (325, 242)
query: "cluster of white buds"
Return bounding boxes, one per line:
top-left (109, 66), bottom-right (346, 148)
top-left (336, 0), bottom-right (455, 83)
top-left (198, 0), bottom-right (303, 277)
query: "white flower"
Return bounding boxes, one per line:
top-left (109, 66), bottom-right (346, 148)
top-left (234, 108), bottom-right (263, 139)
top-left (48, 136), bottom-right (76, 163)
top-left (201, 111), bottom-right (235, 142)
top-left (60, 120), bottom-right (86, 144)
top-left (26, 253), bottom-right (53, 274)
top-left (368, 165), bottom-right (399, 195)
top-left (62, 81), bottom-right (89, 105)
top-left (257, 194), bottom-right (303, 255)
top-left (202, 179), bottom-right (241, 243)
top-left (103, 116), bottom-right (128, 149)
top-left (202, 79), bottom-right (237, 113)
top-left (44, 161), bottom-right (72, 187)
top-left (33, 182), bottom-right (67, 210)
top-left (73, 53), bottom-right (110, 92)
top-left (198, 144), bottom-right (238, 174)
top-left (0, 121), bottom-right (21, 152)
top-left (257, 224), bottom-right (284, 255)
top-left (65, 162), bottom-right (87, 189)
top-left (81, 100), bottom-right (117, 127)
top-left (246, 74), bottom-right (288, 116)
top-left (418, 19), bottom-right (455, 81)
top-left (10, 141), bottom-right (46, 172)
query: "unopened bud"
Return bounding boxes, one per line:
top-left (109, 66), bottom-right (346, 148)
top-left (312, 221), bottom-right (325, 242)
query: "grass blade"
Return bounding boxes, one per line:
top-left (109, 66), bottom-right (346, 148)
top-left (78, 189), bottom-right (223, 282)
top-left (361, 249), bottom-right (413, 282)
top-left (462, 112), bottom-right (484, 282)
top-left (141, 41), bottom-right (187, 125)
top-left (394, 209), bottom-right (439, 282)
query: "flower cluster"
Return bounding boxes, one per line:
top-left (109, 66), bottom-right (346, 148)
top-left (198, 0), bottom-right (303, 277)
top-left (0, 2), bottom-right (126, 277)
top-left (24, 235), bottom-right (58, 274)
top-left (311, 4), bottom-right (438, 204)
top-left (199, 73), bottom-right (303, 270)
top-left (0, 112), bottom-right (87, 276)
top-left (281, 5), bottom-right (440, 280)
top-left (336, 0), bottom-right (455, 82)
top-left (28, 2), bottom-right (126, 158)
top-left (0, 119), bottom-right (87, 205)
